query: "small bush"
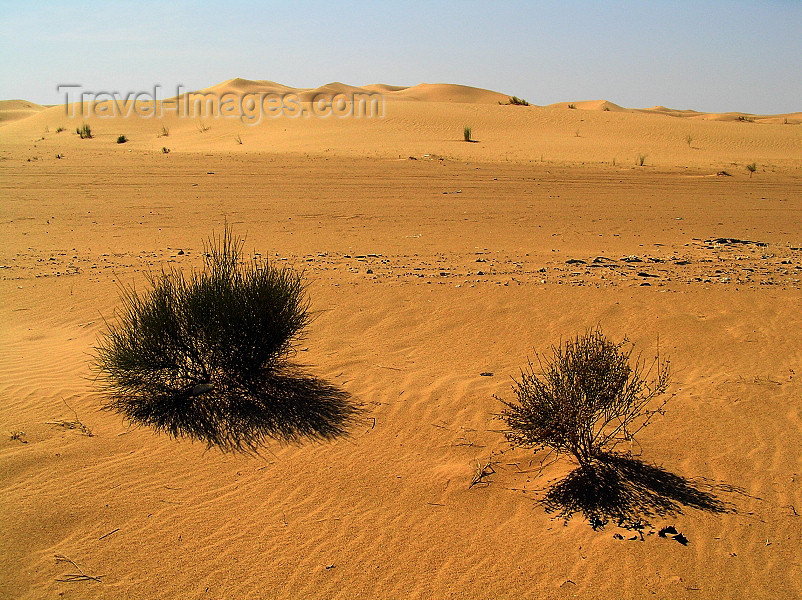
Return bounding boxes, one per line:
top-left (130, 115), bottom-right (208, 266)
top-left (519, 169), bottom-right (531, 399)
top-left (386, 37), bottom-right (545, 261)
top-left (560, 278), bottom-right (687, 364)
top-left (117, 134), bottom-right (128, 144)
top-left (746, 162), bottom-right (757, 177)
top-left (93, 227), bottom-right (356, 450)
top-left (499, 328), bottom-right (670, 469)
top-left (508, 96), bottom-right (530, 106)
top-left (76, 123), bottom-right (92, 139)
top-left (567, 103), bottom-right (576, 109)
top-left (161, 146), bottom-right (170, 154)
top-left (158, 124), bottom-right (170, 137)
top-left (463, 125), bottom-right (472, 142)
top-left (637, 153), bottom-right (647, 166)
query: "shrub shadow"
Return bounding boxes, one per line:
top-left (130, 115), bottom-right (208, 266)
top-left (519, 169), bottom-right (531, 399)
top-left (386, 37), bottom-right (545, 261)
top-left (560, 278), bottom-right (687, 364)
top-left (541, 453), bottom-right (733, 524)
top-left (107, 367), bottom-right (359, 453)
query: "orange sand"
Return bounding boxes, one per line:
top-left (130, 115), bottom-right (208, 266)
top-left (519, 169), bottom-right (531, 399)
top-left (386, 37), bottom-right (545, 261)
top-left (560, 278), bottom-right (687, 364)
top-left (1, 81), bottom-right (801, 599)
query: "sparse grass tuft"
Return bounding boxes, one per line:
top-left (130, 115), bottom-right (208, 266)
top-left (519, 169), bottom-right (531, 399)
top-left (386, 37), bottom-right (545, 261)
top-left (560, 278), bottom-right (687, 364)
top-left (463, 125), bottom-right (472, 142)
top-left (197, 120), bottom-right (210, 133)
top-left (235, 133), bottom-right (243, 145)
top-left (158, 124), bottom-right (170, 137)
top-left (685, 134), bottom-right (693, 147)
top-left (55, 126), bottom-right (66, 133)
top-left (76, 123), bottom-right (92, 139)
top-left (567, 103), bottom-right (576, 109)
top-left (746, 162), bottom-right (757, 177)
top-left (637, 153), bottom-right (647, 166)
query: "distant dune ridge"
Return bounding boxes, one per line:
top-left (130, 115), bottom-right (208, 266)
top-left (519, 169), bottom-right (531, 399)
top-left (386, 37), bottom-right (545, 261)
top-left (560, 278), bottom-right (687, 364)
top-left (3, 77), bottom-right (798, 119)
top-left (0, 99), bottom-right (46, 124)
top-left (0, 79), bottom-right (799, 168)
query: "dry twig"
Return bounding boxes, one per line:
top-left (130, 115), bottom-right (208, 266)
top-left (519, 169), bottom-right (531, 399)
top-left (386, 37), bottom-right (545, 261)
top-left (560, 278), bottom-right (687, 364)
top-left (54, 554), bottom-right (103, 583)
top-left (469, 458), bottom-right (496, 488)
top-left (46, 399), bottom-right (93, 436)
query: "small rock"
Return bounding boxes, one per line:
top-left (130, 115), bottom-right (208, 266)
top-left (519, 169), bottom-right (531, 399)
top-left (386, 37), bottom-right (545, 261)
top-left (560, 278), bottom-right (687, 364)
top-left (479, 372), bottom-right (494, 377)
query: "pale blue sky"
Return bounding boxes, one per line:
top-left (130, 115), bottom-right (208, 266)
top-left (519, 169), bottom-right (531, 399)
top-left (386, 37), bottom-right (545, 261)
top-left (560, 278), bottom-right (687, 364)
top-left (1, 0), bottom-right (800, 113)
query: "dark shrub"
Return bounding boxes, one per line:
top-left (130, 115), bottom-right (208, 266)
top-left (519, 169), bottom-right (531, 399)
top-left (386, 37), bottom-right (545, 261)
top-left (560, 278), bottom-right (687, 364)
top-left (499, 328), bottom-right (670, 468)
top-left (93, 228), bottom-right (356, 451)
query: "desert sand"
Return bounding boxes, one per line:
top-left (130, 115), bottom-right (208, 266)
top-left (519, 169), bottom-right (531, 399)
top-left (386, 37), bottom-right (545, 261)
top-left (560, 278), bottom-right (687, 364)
top-left (1, 81), bottom-right (801, 599)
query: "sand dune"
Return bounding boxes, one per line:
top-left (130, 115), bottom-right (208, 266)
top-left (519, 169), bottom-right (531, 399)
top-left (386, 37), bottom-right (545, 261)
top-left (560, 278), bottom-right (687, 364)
top-left (1, 80), bottom-right (800, 170)
top-left (381, 82), bottom-right (510, 104)
top-left (1, 79), bottom-right (801, 599)
top-left (0, 99), bottom-right (47, 124)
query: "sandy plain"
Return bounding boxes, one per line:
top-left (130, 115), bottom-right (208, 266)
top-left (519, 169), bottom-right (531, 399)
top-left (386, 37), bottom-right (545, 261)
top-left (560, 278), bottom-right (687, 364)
top-left (1, 81), bottom-right (801, 599)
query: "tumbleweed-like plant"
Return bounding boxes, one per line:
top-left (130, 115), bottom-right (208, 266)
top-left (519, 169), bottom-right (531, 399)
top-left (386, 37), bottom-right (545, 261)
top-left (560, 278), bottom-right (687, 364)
top-left (93, 227), bottom-right (356, 451)
top-left (499, 328), bottom-right (670, 469)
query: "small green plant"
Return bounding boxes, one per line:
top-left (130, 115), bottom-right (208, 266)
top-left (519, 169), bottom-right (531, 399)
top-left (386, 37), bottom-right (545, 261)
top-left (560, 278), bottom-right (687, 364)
top-left (567, 103), bottom-right (576, 109)
top-left (463, 125), bottom-right (472, 142)
top-left (117, 134), bottom-right (128, 144)
top-left (746, 162), bottom-right (757, 177)
top-left (498, 328), bottom-right (670, 469)
top-left (637, 154), bottom-right (647, 166)
top-left (158, 124), bottom-right (170, 137)
top-left (93, 227), bottom-right (356, 450)
top-left (55, 126), bottom-right (66, 133)
top-left (161, 146), bottom-right (170, 154)
top-left (76, 123), bottom-right (92, 139)
top-left (508, 96), bottom-right (530, 106)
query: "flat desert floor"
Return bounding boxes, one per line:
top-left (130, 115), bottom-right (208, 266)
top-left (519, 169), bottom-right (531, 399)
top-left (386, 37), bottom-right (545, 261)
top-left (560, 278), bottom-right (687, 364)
top-left (1, 86), bottom-right (801, 599)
